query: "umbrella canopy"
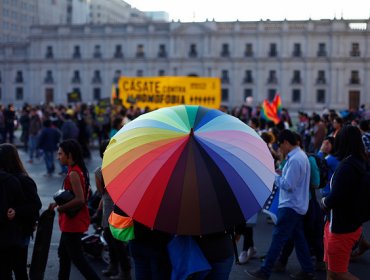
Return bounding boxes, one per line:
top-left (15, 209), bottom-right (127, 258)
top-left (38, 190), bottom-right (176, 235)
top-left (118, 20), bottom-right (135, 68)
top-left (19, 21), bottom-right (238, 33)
top-left (102, 105), bottom-right (275, 235)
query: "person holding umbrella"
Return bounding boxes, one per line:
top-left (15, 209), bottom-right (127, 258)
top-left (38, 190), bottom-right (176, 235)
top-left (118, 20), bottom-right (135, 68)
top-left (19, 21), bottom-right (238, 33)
top-left (248, 129), bottom-right (315, 280)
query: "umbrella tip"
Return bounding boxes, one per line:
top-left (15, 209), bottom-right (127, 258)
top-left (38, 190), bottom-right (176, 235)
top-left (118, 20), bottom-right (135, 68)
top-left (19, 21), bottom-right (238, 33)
top-left (190, 127), bottom-right (194, 136)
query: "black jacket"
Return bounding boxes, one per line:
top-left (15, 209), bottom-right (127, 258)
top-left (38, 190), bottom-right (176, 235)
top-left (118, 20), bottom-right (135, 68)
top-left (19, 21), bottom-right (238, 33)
top-left (324, 155), bottom-right (367, 233)
top-left (14, 174), bottom-right (42, 236)
top-left (0, 170), bottom-right (25, 247)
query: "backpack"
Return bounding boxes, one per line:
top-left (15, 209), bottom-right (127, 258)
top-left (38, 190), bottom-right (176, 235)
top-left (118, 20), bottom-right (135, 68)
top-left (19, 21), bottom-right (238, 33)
top-left (308, 153), bottom-right (330, 189)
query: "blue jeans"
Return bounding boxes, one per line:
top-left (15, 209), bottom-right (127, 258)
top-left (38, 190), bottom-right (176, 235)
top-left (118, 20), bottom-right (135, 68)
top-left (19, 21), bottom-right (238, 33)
top-left (28, 135), bottom-right (39, 160)
top-left (43, 150), bottom-right (55, 174)
top-left (129, 240), bottom-right (171, 280)
top-left (261, 207), bottom-right (314, 277)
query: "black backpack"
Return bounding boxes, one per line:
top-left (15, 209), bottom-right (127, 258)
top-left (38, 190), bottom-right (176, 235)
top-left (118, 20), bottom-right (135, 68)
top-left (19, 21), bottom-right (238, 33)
top-left (308, 153), bottom-right (330, 189)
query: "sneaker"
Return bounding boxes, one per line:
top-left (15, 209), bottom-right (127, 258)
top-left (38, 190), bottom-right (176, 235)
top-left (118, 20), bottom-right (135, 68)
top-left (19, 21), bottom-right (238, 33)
top-left (247, 247), bottom-right (257, 259)
top-left (239, 247), bottom-right (257, 264)
top-left (238, 251), bottom-right (248, 264)
top-left (290, 271), bottom-right (316, 280)
top-left (246, 269), bottom-right (269, 280)
top-left (272, 260), bottom-right (286, 272)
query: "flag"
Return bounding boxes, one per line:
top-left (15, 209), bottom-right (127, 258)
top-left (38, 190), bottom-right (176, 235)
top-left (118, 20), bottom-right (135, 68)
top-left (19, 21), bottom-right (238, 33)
top-left (261, 93), bottom-right (282, 124)
top-left (273, 93), bottom-right (282, 118)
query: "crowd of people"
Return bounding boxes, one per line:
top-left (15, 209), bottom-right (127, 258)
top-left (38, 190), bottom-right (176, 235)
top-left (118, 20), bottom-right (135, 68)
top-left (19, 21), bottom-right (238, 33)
top-left (0, 101), bottom-right (370, 280)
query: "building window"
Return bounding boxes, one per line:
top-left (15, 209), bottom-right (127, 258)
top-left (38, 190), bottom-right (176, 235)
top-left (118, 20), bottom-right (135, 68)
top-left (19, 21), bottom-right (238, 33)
top-left (113, 70), bottom-right (121, 83)
top-left (71, 70), bottom-right (81, 84)
top-left (44, 70), bottom-right (54, 84)
top-left (158, 44), bottom-right (167, 58)
top-left (114, 45), bottom-right (123, 58)
top-left (317, 43), bottom-right (327, 57)
top-left (267, 70), bottom-right (277, 84)
top-left (16, 87), bottom-right (23, 100)
top-left (316, 71), bottom-right (326, 84)
top-left (221, 43), bottom-right (230, 57)
top-left (268, 43), bottom-right (277, 57)
top-left (93, 45), bottom-right (102, 58)
top-left (136, 44), bottom-right (145, 58)
top-left (292, 70), bottom-right (301, 84)
top-left (243, 70), bottom-right (253, 84)
top-left (15, 71), bottom-right (23, 83)
top-left (292, 89), bottom-right (301, 103)
top-left (316, 89), bottom-right (325, 103)
top-left (92, 70), bottom-right (102, 84)
top-left (350, 70), bottom-right (360, 84)
top-left (244, 43), bottom-right (253, 57)
top-left (293, 43), bottom-right (301, 57)
top-left (93, 88), bottom-right (101, 101)
top-left (158, 69), bottom-right (165, 76)
top-left (45, 46), bottom-right (53, 59)
top-left (221, 88), bottom-right (229, 102)
top-left (136, 70), bottom-right (143, 77)
top-left (350, 43), bottom-right (360, 57)
top-left (73, 45), bottom-right (81, 59)
top-left (221, 70), bottom-right (230, 84)
top-left (189, 44), bottom-right (197, 57)
top-left (268, 89), bottom-right (276, 102)
top-left (244, 89), bottom-right (253, 100)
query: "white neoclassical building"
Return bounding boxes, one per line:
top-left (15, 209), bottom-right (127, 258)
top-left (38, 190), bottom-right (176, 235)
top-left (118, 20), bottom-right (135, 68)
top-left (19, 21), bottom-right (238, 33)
top-left (0, 18), bottom-right (369, 112)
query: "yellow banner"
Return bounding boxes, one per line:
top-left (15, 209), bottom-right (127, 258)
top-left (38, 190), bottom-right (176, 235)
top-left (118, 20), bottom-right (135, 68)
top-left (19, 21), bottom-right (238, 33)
top-left (118, 76), bottom-right (221, 110)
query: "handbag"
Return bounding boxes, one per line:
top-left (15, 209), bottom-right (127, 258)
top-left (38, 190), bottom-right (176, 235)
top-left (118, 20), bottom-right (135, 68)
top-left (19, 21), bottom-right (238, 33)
top-left (53, 178), bottom-right (83, 218)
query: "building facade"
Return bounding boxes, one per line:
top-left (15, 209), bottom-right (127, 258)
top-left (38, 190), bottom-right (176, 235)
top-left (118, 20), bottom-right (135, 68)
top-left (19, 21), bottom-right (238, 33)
top-left (88, 0), bottom-right (147, 24)
top-left (0, 19), bottom-right (369, 112)
top-left (0, 0), bottom-right (38, 42)
top-left (0, 0), bottom-right (149, 44)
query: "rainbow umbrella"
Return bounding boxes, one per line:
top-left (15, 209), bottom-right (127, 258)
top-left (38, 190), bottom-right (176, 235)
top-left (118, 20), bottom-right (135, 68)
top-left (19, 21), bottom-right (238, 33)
top-left (102, 105), bottom-right (275, 235)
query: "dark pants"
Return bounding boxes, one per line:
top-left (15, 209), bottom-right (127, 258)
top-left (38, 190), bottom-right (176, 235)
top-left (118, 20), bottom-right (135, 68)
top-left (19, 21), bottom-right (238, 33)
top-left (13, 245), bottom-right (29, 280)
top-left (261, 207), bottom-right (314, 277)
top-left (0, 246), bottom-right (18, 280)
top-left (129, 240), bottom-right (171, 280)
top-left (43, 151), bottom-right (55, 174)
top-left (58, 232), bottom-right (100, 280)
top-left (242, 226), bottom-right (254, 251)
top-left (103, 227), bottom-right (131, 271)
top-left (278, 199), bottom-right (324, 265)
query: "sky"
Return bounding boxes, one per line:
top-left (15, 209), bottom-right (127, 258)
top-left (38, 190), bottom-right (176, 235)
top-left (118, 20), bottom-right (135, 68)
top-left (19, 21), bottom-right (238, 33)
top-left (128, 0), bottom-right (370, 22)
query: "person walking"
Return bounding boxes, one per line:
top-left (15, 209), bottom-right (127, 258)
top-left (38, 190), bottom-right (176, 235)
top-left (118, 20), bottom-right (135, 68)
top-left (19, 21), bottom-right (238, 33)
top-left (50, 139), bottom-right (100, 280)
top-left (321, 125), bottom-right (369, 280)
top-left (28, 108), bottom-right (42, 163)
top-left (247, 129), bottom-right (315, 280)
top-left (0, 143), bottom-right (42, 280)
top-left (37, 119), bottom-right (61, 176)
top-left (95, 140), bottom-right (131, 280)
top-left (0, 155), bottom-right (25, 279)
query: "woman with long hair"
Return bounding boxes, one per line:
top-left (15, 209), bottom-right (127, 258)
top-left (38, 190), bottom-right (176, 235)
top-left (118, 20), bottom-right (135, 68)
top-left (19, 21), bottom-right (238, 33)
top-left (321, 125), bottom-right (369, 280)
top-left (50, 139), bottom-right (100, 280)
top-left (0, 143), bottom-right (41, 279)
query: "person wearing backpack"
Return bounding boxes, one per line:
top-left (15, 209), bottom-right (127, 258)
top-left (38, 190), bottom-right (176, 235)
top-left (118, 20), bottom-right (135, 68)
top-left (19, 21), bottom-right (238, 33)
top-left (321, 125), bottom-right (369, 280)
top-left (273, 133), bottom-right (325, 273)
top-left (0, 143), bottom-right (42, 279)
